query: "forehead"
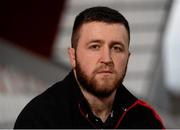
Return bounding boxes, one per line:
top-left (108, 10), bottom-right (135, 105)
top-left (78, 22), bottom-right (129, 45)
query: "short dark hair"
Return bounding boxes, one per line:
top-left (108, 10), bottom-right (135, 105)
top-left (71, 6), bottom-right (130, 49)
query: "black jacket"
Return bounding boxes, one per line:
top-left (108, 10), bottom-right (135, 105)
top-left (14, 71), bottom-right (165, 129)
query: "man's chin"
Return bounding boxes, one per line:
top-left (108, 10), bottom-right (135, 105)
top-left (94, 75), bottom-right (116, 85)
top-left (89, 86), bottom-right (115, 98)
top-left (92, 81), bottom-right (117, 94)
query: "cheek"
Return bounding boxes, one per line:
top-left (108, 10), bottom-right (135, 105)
top-left (76, 51), bottom-right (97, 74)
top-left (114, 56), bottom-right (128, 72)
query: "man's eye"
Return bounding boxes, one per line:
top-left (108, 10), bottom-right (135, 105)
top-left (89, 45), bottom-right (100, 50)
top-left (112, 46), bottom-right (122, 52)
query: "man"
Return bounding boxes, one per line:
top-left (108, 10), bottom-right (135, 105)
top-left (14, 6), bottom-right (165, 129)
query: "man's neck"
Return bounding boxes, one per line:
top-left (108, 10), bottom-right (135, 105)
top-left (81, 88), bottom-right (116, 122)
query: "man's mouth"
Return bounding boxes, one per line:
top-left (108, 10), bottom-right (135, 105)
top-left (97, 70), bottom-right (113, 74)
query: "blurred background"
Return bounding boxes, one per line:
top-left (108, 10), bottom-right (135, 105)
top-left (0, 0), bottom-right (180, 128)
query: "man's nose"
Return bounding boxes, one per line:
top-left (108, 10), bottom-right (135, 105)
top-left (100, 48), bottom-right (113, 65)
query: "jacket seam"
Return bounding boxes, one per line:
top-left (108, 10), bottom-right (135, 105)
top-left (114, 100), bottom-right (139, 128)
top-left (137, 100), bottom-right (165, 129)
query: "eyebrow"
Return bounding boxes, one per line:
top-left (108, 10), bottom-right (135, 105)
top-left (86, 39), bottom-right (126, 48)
top-left (86, 39), bottom-right (104, 45)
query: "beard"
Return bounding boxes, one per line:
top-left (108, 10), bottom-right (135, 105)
top-left (75, 58), bottom-right (128, 98)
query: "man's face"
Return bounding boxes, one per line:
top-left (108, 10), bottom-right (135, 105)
top-left (69, 22), bottom-right (130, 98)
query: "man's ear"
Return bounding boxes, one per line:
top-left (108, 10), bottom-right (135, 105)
top-left (68, 47), bottom-right (76, 68)
top-left (128, 51), bottom-right (131, 58)
top-left (127, 51), bottom-right (131, 64)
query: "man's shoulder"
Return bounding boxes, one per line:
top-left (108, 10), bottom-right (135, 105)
top-left (18, 71), bottom-right (77, 116)
top-left (30, 71), bottom-right (76, 107)
top-left (125, 99), bottom-right (165, 128)
top-left (26, 79), bottom-right (72, 110)
top-left (134, 100), bottom-right (162, 119)
top-left (41, 80), bottom-right (70, 99)
top-left (118, 85), bottom-right (164, 128)
top-left (14, 78), bottom-right (75, 128)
